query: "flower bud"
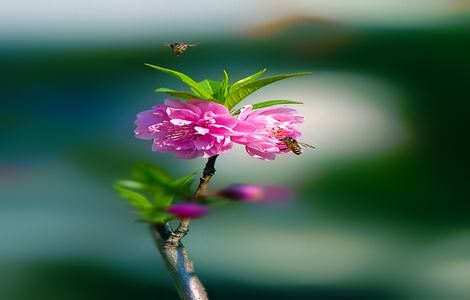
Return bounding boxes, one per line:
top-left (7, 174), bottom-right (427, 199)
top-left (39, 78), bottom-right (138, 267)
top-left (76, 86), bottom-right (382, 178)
top-left (166, 203), bottom-right (209, 219)
top-left (218, 184), bottom-right (293, 203)
top-left (218, 184), bottom-right (263, 201)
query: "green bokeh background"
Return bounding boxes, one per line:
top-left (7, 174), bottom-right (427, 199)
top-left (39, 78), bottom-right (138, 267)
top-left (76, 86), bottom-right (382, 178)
top-left (1, 2), bottom-right (470, 300)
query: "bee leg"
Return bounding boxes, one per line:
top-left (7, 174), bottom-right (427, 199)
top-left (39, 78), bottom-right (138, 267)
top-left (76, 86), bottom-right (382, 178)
top-left (279, 147), bottom-right (289, 151)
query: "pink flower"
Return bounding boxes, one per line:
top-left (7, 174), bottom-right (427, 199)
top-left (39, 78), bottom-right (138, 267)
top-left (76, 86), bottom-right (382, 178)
top-left (218, 184), bottom-right (293, 203)
top-left (135, 99), bottom-right (238, 159)
top-left (232, 105), bottom-right (304, 160)
top-left (166, 203), bottom-right (209, 219)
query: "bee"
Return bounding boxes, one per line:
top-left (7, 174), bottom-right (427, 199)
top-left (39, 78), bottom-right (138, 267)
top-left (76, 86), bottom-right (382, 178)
top-left (280, 137), bottom-right (315, 155)
top-left (167, 42), bottom-right (197, 57)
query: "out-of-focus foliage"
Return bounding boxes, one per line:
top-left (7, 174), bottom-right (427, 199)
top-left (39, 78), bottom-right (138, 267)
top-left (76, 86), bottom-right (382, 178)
top-left (114, 162), bottom-right (196, 223)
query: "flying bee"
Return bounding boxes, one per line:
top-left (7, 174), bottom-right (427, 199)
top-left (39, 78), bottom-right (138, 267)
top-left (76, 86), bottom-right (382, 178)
top-left (167, 42), bottom-right (197, 57)
top-left (280, 137), bottom-right (315, 155)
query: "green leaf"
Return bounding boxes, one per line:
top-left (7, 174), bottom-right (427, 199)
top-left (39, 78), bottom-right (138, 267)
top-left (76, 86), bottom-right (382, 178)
top-left (113, 185), bottom-right (153, 210)
top-left (216, 70), bottom-right (229, 102)
top-left (229, 68), bottom-right (266, 94)
top-left (155, 88), bottom-right (202, 100)
top-left (194, 79), bottom-right (221, 96)
top-left (150, 212), bottom-right (174, 223)
top-left (129, 163), bottom-right (198, 197)
top-left (191, 79), bottom-right (225, 104)
top-left (225, 72), bottom-right (311, 110)
top-left (231, 100), bottom-right (304, 115)
top-left (114, 179), bottom-right (148, 190)
top-left (145, 64), bottom-right (213, 99)
top-left (132, 162), bottom-right (179, 194)
top-left (143, 209), bottom-right (174, 224)
top-left (114, 162), bottom-right (201, 223)
top-left (171, 172), bottom-right (197, 193)
top-left (132, 162), bottom-right (173, 186)
top-left (153, 192), bottom-right (174, 209)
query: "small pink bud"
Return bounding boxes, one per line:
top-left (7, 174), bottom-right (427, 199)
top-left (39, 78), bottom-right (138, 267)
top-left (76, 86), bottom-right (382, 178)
top-left (166, 203), bottom-right (209, 219)
top-left (218, 184), bottom-right (293, 203)
top-left (219, 184), bottom-right (264, 202)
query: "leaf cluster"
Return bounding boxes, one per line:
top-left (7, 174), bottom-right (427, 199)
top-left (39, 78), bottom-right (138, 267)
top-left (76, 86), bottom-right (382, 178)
top-left (145, 64), bottom-right (310, 113)
top-left (113, 162), bottom-right (196, 223)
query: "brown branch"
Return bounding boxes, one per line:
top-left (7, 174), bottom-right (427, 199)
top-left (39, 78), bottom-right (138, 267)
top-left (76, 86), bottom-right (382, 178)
top-left (166, 154), bottom-right (218, 246)
top-left (151, 224), bottom-right (208, 300)
top-left (150, 155), bottom-right (219, 300)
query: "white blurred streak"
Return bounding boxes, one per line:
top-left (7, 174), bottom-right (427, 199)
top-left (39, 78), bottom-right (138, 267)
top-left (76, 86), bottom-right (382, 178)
top-left (0, 0), bottom-right (464, 41)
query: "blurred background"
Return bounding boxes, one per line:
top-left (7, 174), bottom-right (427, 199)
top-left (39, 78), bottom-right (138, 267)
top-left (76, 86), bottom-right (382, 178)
top-left (1, 0), bottom-right (470, 299)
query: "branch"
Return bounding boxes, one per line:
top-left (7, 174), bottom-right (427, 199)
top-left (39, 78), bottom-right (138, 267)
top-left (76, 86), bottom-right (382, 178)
top-left (151, 224), bottom-right (208, 300)
top-left (150, 155), bottom-right (219, 300)
top-left (166, 155), bottom-right (218, 246)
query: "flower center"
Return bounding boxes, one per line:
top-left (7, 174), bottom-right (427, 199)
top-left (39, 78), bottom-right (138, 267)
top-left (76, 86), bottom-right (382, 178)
top-left (270, 127), bottom-right (288, 139)
top-left (150, 122), bottom-right (196, 142)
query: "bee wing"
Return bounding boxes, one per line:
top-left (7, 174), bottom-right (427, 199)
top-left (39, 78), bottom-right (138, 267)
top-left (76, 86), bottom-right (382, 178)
top-left (187, 41), bottom-right (198, 47)
top-left (298, 142), bottom-right (315, 149)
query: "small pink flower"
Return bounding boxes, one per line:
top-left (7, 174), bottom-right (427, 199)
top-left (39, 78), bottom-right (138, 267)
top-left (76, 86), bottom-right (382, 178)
top-left (135, 99), bottom-right (238, 159)
top-left (166, 203), bottom-right (209, 219)
top-left (218, 184), bottom-right (293, 203)
top-left (232, 105), bottom-right (304, 160)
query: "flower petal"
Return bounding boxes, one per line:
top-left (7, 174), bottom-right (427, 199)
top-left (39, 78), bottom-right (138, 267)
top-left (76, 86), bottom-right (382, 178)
top-left (246, 146), bottom-right (276, 160)
top-left (193, 134), bottom-right (215, 150)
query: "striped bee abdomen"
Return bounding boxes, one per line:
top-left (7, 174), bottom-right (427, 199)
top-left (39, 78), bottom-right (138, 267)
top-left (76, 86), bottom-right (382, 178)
top-left (290, 145), bottom-right (303, 155)
top-left (280, 137), bottom-right (303, 155)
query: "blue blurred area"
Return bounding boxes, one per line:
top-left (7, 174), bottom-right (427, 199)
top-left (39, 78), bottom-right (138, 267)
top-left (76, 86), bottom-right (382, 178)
top-left (1, 2), bottom-right (470, 299)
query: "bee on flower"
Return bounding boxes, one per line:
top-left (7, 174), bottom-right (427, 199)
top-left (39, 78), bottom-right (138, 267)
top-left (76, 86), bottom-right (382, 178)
top-left (232, 105), bottom-right (307, 160)
top-left (279, 137), bottom-right (315, 155)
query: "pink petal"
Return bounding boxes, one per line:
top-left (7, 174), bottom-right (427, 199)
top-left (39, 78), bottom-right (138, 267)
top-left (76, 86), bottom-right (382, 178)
top-left (166, 107), bottom-right (200, 121)
top-left (170, 119), bottom-right (193, 126)
top-left (232, 120), bottom-right (256, 134)
top-left (213, 114), bottom-right (237, 128)
top-left (166, 203), bottom-right (209, 219)
top-left (192, 99), bottom-right (230, 115)
top-left (193, 135), bottom-right (215, 150)
top-left (164, 98), bottom-right (202, 115)
top-left (174, 148), bottom-right (201, 159)
top-left (237, 105), bottom-right (253, 120)
top-left (194, 126), bottom-right (210, 135)
top-left (246, 146), bottom-right (276, 160)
